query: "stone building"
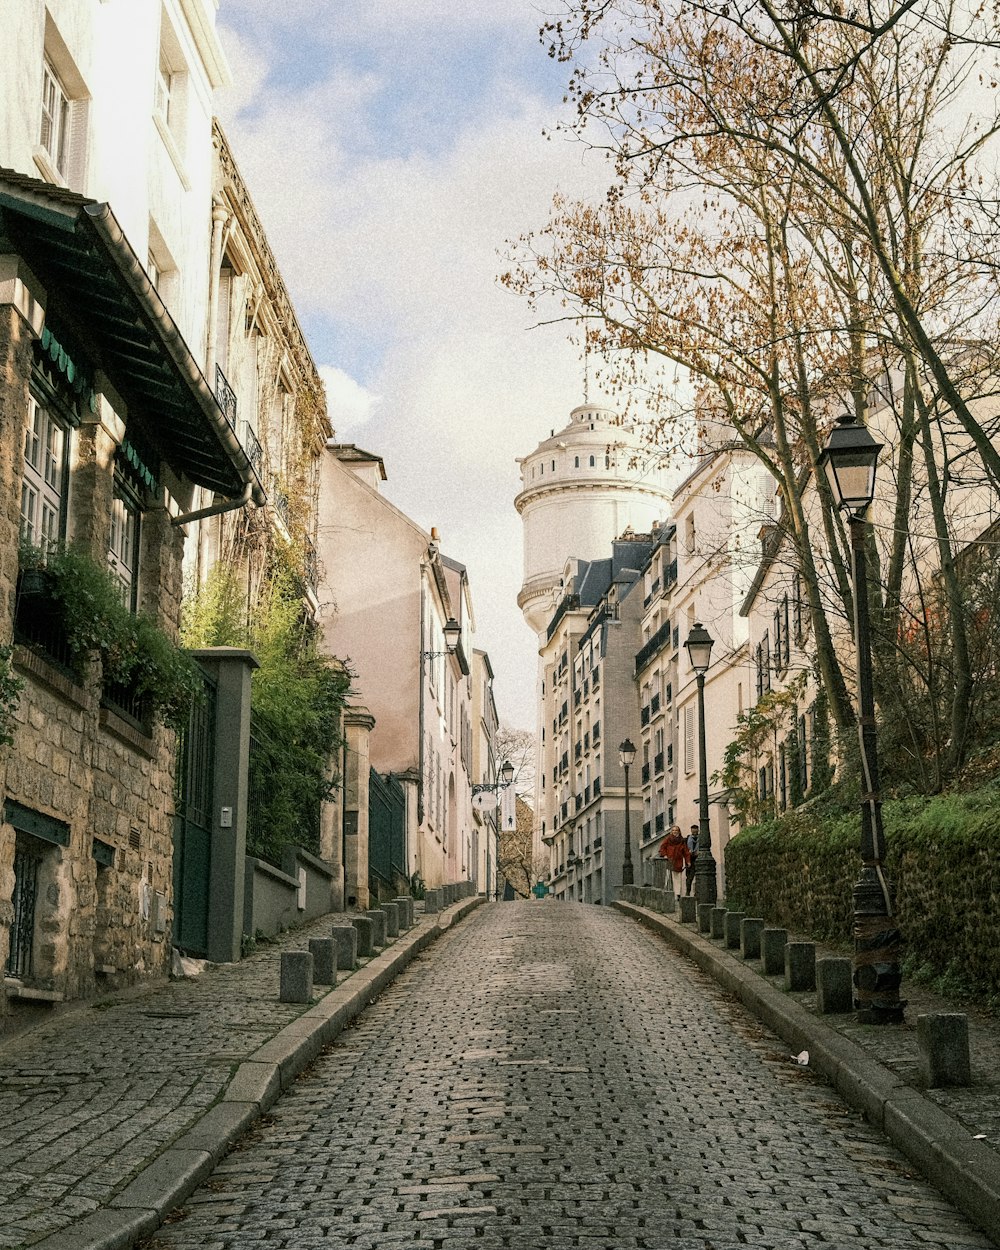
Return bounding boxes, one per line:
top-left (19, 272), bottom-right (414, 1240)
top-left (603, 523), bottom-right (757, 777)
top-left (0, 171), bottom-right (257, 1017)
top-left (317, 445), bottom-right (486, 891)
top-left (537, 532), bottom-right (653, 903)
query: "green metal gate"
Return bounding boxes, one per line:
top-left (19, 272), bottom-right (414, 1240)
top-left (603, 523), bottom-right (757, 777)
top-left (172, 668), bottom-right (217, 955)
top-left (369, 769), bottom-right (406, 899)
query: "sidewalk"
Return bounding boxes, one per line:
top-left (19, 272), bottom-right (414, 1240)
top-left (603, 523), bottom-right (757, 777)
top-left (0, 896), bottom-right (483, 1250)
top-left (616, 897), bottom-right (1000, 1247)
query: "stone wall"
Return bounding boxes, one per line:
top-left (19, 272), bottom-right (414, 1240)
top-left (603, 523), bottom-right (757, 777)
top-left (0, 290), bottom-right (185, 1022)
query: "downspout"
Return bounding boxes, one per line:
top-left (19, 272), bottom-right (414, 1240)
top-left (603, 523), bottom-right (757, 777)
top-left (417, 568), bottom-right (427, 827)
top-left (198, 197), bottom-right (231, 580)
top-left (171, 478), bottom-right (253, 527)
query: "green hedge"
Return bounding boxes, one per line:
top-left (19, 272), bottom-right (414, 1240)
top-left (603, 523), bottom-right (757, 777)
top-left (725, 786), bottom-right (1000, 1006)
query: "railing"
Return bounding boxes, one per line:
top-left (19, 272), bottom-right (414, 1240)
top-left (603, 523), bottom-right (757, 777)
top-left (242, 421), bottom-right (263, 479)
top-left (547, 594), bottom-right (580, 642)
top-left (271, 483), bottom-right (290, 530)
top-left (641, 705), bottom-right (650, 726)
top-left (664, 558), bottom-right (678, 587)
top-left (635, 618), bottom-right (673, 674)
top-left (654, 751), bottom-right (664, 775)
top-left (101, 675), bottom-right (153, 734)
top-left (14, 571), bottom-right (80, 678)
top-left (215, 364), bottom-right (237, 429)
top-left (303, 535), bottom-right (318, 592)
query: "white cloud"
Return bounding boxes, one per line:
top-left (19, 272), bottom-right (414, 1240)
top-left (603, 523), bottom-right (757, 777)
top-left (319, 365), bottom-right (381, 437)
top-left (216, 3), bottom-right (619, 729)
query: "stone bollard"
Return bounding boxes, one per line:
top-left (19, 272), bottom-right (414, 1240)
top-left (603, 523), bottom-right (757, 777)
top-left (785, 941), bottom-right (817, 992)
top-left (380, 901), bottom-right (400, 938)
top-left (697, 903), bottom-right (714, 934)
top-left (308, 938), bottom-right (337, 986)
top-left (918, 1013), bottom-right (971, 1088)
top-left (816, 957), bottom-right (853, 1013)
top-left (724, 911), bottom-right (745, 950)
top-left (762, 928), bottom-right (788, 975)
top-left (679, 896), bottom-right (698, 924)
top-left (330, 923), bottom-right (358, 971)
top-left (393, 897), bottom-right (413, 929)
top-left (350, 915), bottom-right (375, 958)
top-left (365, 908), bottom-right (387, 948)
top-left (740, 917), bottom-right (764, 961)
top-left (279, 951), bottom-right (313, 1003)
top-left (443, 884), bottom-right (454, 906)
top-left (424, 888), bottom-right (441, 914)
top-left (710, 907), bottom-right (727, 940)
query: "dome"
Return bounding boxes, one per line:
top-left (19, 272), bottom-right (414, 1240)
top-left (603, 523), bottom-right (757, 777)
top-left (515, 402), bottom-right (672, 636)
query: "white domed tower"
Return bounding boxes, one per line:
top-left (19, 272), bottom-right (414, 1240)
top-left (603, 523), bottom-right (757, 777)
top-left (515, 403), bottom-right (673, 636)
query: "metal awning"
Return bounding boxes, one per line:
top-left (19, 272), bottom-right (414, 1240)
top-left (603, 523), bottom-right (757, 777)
top-left (0, 168), bottom-right (264, 503)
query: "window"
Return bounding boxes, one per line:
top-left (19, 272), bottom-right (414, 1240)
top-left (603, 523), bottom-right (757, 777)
top-left (589, 455), bottom-right (595, 467)
top-left (109, 480), bottom-right (141, 612)
top-left (683, 704), bottom-right (694, 774)
top-left (155, 55), bottom-right (174, 126)
top-left (36, 32), bottom-right (89, 191)
top-left (685, 512), bottom-right (696, 553)
top-left (40, 60), bottom-right (70, 177)
top-left (21, 397), bottom-right (67, 550)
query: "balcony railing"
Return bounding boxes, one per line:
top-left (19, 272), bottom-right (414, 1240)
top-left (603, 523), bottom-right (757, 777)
top-left (303, 535), bottom-right (318, 592)
top-left (215, 364), bottom-right (237, 429)
top-left (242, 421), bottom-right (263, 479)
top-left (635, 618), bottom-right (673, 674)
top-left (664, 557), bottom-right (678, 587)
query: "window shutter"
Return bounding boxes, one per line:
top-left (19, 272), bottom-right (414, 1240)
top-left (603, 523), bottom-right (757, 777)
top-left (683, 704), bottom-right (694, 774)
top-left (66, 97), bottom-right (90, 192)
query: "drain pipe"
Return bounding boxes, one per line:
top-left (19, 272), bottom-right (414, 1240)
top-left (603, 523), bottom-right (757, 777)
top-left (171, 478), bottom-right (253, 527)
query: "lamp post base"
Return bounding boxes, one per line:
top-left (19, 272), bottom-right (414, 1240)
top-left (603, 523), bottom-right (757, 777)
top-left (621, 862), bottom-right (634, 886)
top-left (853, 866), bottom-right (905, 1024)
top-left (694, 854), bottom-right (717, 906)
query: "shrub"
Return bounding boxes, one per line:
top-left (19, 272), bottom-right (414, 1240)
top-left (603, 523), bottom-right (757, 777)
top-left (725, 784), bottom-right (1000, 1007)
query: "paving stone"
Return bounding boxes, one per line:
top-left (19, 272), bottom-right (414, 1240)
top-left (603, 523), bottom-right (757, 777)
top-left (144, 904), bottom-right (994, 1250)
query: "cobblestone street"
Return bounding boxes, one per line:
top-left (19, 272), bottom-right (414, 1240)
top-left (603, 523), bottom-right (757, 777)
top-left (142, 902), bottom-right (993, 1250)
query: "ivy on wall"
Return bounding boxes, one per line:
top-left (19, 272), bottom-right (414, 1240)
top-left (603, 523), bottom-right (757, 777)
top-left (725, 785), bottom-right (1000, 1010)
top-left (182, 551), bottom-right (351, 865)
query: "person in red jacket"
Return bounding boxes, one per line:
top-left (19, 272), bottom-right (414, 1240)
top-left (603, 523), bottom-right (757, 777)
top-left (658, 824), bottom-right (690, 899)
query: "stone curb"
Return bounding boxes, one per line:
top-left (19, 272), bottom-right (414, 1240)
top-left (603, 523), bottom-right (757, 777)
top-left (30, 896), bottom-right (484, 1250)
top-left (615, 900), bottom-right (1000, 1247)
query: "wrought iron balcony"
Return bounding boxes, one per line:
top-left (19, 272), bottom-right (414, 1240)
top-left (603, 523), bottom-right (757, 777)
top-left (241, 421), bottom-right (263, 480)
top-left (303, 534), bottom-right (318, 592)
top-left (215, 364), bottom-right (237, 429)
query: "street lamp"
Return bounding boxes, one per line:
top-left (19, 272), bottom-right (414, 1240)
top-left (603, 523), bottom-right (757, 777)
top-left (684, 622), bottom-right (716, 905)
top-left (423, 616), bottom-right (461, 659)
top-left (471, 759), bottom-right (515, 809)
top-left (471, 761), bottom-right (515, 903)
top-left (819, 414), bottom-right (903, 1025)
top-left (618, 738), bottom-right (636, 886)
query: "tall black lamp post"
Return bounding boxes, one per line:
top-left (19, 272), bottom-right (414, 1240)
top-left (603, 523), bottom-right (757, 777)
top-left (819, 414), bottom-right (903, 1024)
top-left (684, 623), bottom-right (716, 905)
top-left (618, 738), bottom-right (636, 886)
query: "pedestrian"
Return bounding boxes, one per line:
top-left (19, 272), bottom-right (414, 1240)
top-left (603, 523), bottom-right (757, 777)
top-left (685, 824), bottom-right (699, 895)
top-left (658, 824), bottom-right (690, 899)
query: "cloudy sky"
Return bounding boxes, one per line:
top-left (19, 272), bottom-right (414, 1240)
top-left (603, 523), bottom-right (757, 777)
top-left (214, 1), bottom-right (617, 731)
